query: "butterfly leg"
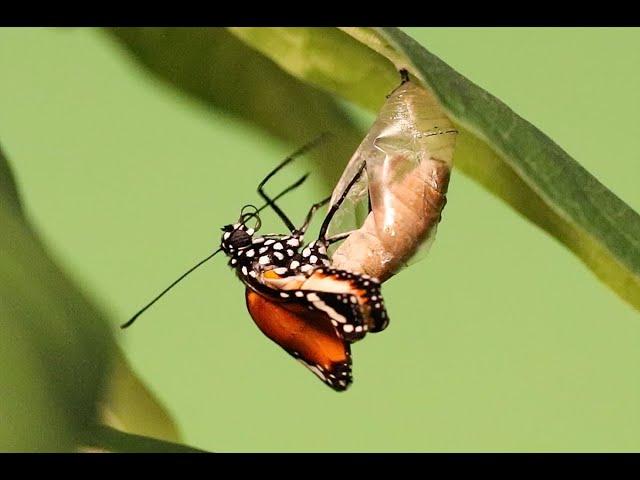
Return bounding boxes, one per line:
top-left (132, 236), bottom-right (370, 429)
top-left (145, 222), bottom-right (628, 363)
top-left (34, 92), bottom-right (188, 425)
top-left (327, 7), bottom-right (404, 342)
top-left (269, 173), bottom-right (309, 206)
top-left (318, 161), bottom-right (366, 242)
top-left (294, 195), bottom-right (331, 236)
top-left (325, 230), bottom-right (356, 245)
top-left (257, 134), bottom-right (329, 233)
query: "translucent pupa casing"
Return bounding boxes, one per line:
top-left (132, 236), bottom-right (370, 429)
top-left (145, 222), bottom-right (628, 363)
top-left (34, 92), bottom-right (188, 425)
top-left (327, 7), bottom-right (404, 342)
top-left (329, 78), bottom-right (457, 282)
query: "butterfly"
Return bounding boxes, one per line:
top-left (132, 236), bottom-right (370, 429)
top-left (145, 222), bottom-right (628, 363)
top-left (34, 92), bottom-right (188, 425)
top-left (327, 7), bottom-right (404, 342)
top-left (122, 136), bottom-right (390, 392)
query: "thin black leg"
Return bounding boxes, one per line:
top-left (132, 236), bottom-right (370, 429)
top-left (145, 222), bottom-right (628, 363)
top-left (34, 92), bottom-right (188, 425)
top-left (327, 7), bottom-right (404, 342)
top-left (257, 134), bottom-right (329, 233)
top-left (255, 173), bottom-right (309, 215)
top-left (295, 195), bottom-right (331, 236)
top-left (326, 230), bottom-right (355, 245)
top-left (318, 161), bottom-right (366, 241)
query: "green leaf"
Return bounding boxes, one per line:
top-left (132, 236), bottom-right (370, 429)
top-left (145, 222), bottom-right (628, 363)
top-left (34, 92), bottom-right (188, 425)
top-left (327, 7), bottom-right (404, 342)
top-left (228, 27), bottom-right (640, 313)
top-left (82, 425), bottom-right (205, 453)
top-left (0, 143), bottom-right (181, 451)
top-left (100, 348), bottom-right (182, 443)
top-left (104, 27), bottom-right (366, 187)
top-left (228, 27), bottom-right (398, 112)
top-left (0, 144), bottom-right (23, 217)
top-left (0, 144), bottom-right (114, 451)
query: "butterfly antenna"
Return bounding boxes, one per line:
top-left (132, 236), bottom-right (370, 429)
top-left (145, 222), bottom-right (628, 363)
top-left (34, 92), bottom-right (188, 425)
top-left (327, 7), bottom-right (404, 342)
top-left (121, 248), bottom-right (223, 329)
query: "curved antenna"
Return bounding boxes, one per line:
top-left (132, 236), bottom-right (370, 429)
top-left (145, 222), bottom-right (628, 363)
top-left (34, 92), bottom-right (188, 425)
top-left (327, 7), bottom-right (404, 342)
top-left (241, 212), bottom-right (262, 231)
top-left (121, 248), bottom-right (223, 329)
top-left (240, 204), bottom-right (259, 216)
top-left (240, 204), bottom-right (262, 231)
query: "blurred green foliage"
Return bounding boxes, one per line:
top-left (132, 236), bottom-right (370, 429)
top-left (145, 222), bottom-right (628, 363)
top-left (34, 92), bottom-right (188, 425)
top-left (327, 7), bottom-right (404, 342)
top-left (0, 145), bottom-right (113, 450)
top-left (0, 28), bottom-right (639, 452)
top-left (108, 27), bottom-right (365, 188)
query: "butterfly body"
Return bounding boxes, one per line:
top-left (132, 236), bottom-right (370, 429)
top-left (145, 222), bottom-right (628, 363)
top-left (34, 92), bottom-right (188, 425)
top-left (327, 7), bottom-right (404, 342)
top-left (221, 218), bottom-right (389, 390)
top-left (125, 109), bottom-right (402, 391)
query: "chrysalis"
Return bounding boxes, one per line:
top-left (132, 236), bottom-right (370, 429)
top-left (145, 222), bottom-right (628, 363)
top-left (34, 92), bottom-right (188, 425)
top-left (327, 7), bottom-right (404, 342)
top-left (329, 71), bottom-right (457, 282)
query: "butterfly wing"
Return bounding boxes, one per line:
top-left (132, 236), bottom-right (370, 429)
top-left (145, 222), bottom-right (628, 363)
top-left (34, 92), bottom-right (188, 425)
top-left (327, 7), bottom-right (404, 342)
top-left (245, 287), bottom-right (352, 391)
top-left (300, 267), bottom-right (389, 334)
top-left (257, 266), bottom-right (390, 337)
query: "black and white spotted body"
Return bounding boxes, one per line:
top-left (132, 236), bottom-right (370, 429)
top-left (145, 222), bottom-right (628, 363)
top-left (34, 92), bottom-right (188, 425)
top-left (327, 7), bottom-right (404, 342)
top-left (216, 142), bottom-right (393, 391)
top-left (222, 223), bottom-right (302, 282)
top-left (124, 130), bottom-right (396, 392)
top-left (221, 223), bottom-right (330, 284)
top-left (296, 239), bottom-right (331, 273)
top-left (220, 221), bottom-right (389, 345)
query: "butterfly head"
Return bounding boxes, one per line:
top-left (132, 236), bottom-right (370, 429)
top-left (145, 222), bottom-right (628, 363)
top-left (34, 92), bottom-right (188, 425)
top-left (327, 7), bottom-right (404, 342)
top-left (220, 205), bottom-right (261, 255)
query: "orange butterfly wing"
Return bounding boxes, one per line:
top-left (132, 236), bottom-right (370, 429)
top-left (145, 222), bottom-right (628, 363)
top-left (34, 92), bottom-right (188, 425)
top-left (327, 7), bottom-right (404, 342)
top-left (245, 287), bottom-right (352, 391)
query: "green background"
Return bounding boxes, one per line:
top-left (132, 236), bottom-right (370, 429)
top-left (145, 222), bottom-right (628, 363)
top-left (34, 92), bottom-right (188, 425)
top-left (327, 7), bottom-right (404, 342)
top-left (1, 28), bottom-right (639, 451)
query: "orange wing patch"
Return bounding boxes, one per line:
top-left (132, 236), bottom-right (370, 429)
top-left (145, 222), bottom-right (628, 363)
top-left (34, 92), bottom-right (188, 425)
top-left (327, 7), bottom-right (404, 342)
top-left (245, 288), bottom-right (352, 391)
top-left (260, 270), bottom-right (306, 290)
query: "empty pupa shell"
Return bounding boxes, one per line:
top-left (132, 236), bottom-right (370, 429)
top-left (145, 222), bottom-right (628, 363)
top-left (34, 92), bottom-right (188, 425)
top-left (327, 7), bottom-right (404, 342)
top-left (329, 76), bottom-right (457, 282)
